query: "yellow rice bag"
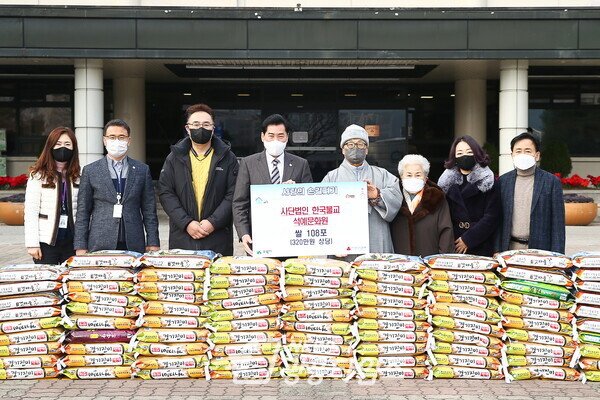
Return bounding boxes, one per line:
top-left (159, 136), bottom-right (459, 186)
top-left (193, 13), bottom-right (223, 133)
top-left (62, 366), bottom-right (132, 379)
top-left (209, 355), bottom-right (278, 371)
top-left (580, 358), bottom-right (600, 370)
top-left (433, 354), bottom-right (501, 369)
top-left (142, 301), bottom-right (208, 317)
top-left (431, 316), bottom-right (504, 338)
top-left (0, 317), bottom-right (62, 334)
top-left (285, 298), bottom-right (354, 312)
top-left (139, 316), bottom-right (208, 329)
top-left (498, 266), bottom-right (573, 287)
top-left (0, 367), bottom-right (58, 379)
top-left (506, 355), bottom-right (569, 367)
top-left (63, 343), bottom-right (127, 355)
top-left (358, 330), bottom-right (428, 343)
top-left (60, 354), bottom-right (134, 367)
top-left (285, 342), bottom-right (353, 357)
top-left (65, 302), bottom-right (140, 318)
top-left (431, 366), bottom-right (503, 379)
top-left (503, 330), bottom-right (574, 347)
top-left (134, 328), bottom-right (209, 343)
top-left (432, 329), bottom-right (503, 348)
top-left (431, 341), bottom-right (501, 357)
top-left (281, 366), bottom-right (347, 378)
top-left (429, 303), bottom-right (501, 323)
top-left (210, 256), bottom-right (281, 275)
top-left (210, 367), bottom-right (280, 380)
top-left (211, 343), bottom-right (282, 358)
top-left (209, 275), bottom-right (279, 289)
top-left (135, 269), bottom-right (205, 282)
top-left (64, 315), bottom-right (137, 330)
top-left (0, 355), bottom-right (58, 369)
top-left (66, 292), bottom-right (143, 307)
top-left (209, 318), bottom-right (281, 332)
top-left (499, 303), bottom-right (573, 323)
top-left (584, 370), bottom-right (600, 381)
top-left (209, 331), bottom-right (282, 344)
top-left (208, 293), bottom-right (280, 310)
top-left (65, 281), bottom-right (134, 293)
top-left (283, 258), bottom-right (351, 277)
top-left (281, 321), bottom-right (352, 336)
top-left (354, 270), bottom-right (429, 286)
top-left (207, 286), bottom-right (279, 300)
top-left (288, 354), bottom-right (354, 369)
top-left (501, 316), bottom-right (572, 335)
top-left (356, 307), bottom-right (427, 321)
top-left (429, 270), bottom-right (497, 284)
top-left (281, 287), bottom-right (354, 302)
top-left (0, 342), bottom-right (62, 356)
top-left (285, 332), bottom-right (354, 346)
top-left (499, 290), bottom-right (573, 309)
top-left (360, 367), bottom-right (429, 379)
top-left (580, 344), bottom-right (600, 358)
top-left (136, 368), bottom-right (206, 379)
top-left (355, 342), bottom-right (427, 356)
top-left (508, 366), bottom-right (580, 381)
top-left (356, 319), bottom-right (430, 332)
top-left (284, 275), bottom-right (353, 289)
top-left (210, 305), bottom-right (280, 322)
top-left (505, 342), bottom-right (575, 358)
top-left (281, 309), bottom-right (353, 323)
top-left (0, 328), bottom-right (63, 346)
top-left (133, 355), bottom-right (207, 370)
top-left (138, 292), bottom-right (204, 304)
top-left (135, 282), bottom-right (204, 294)
top-left (357, 355), bottom-right (428, 368)
top-left (354, 293), bottom-right (428, 309)
top-left (133, 342), bottom-right (209, 356)
top-left (357, 281), bottom-right (427, 297)
top-left (428, 281), bottom-right (499, 297)
top-left (431, 292), bottom-right (500, 310)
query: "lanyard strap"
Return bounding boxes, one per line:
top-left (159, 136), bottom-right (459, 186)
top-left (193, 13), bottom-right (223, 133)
top-left (61, 179), bottom-right (67, 211)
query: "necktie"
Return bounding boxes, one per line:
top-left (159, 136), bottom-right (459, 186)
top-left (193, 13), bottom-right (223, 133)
top-left (271, 159), bottom-right (280, 184)
top-left (114, 161), bottom-right (123, 192)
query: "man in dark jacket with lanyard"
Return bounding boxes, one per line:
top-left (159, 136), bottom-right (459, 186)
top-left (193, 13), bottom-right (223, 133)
top-left (158, 104), bottom-right (239, 255)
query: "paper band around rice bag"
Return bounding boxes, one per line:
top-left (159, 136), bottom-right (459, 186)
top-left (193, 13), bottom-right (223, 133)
top-left (580, 358), bottom-right (600, 370)
top-left (357, 355), bottom-right (428, 368)
top-left (209, 318), bottom-right (281, 333)
top-left (65, 250), bottom-right (141, 268)
top-left (284, 274), bottom-right (353, 289)
top-left (61, 354), bottom-right (134, 368)
top-left (285, 332), bottom-right (354, 346)
top-left (134, 282), bottom-right (204, 295)
top-left (208, 294), bottom-right (280, 311)
top-left (136, 368), bottom-right (207, 379)
top-left (432, 329), bottom-right (503, 349)
top-left (356, 307), bottom-right (427, 321)
top-left (499, 303), bottom-right (573, 323)
top-left (290, 354), bottom-right (355, 369)
top-left (574, 269), bottom-right (600, 282)
top-left (431, 365), bottom-right (503, 380)
top-left (502, 316), bottom-right (572, 335)
top-left (64, 315), bottom-right (136, 331)
top-left (572, 251), bottom-right (600, 268)
top-left (355, 342), bottom-right (427, 356)
top-left (66, 302), bottom-right (140, 318)
top-left (508, 366), bottom-right (580, 381)
top-left (283, 258), bottom-right (351, 277)
top-left (431, 292), bottom-right (499, 310)
top-left (134, 328), bottom-right (209, 343)
top-left (497, 249), bottom-right (572, 269)
top-left (207, 285), bottom-right (279, 301)
top-left (65, 268), bottom-right (135, 282)
top-left (431, 316), bottom-right (504, 338)
top-left (358, 330), bottom-right (428, 343)
top-left (65, 281), bottom-right (134, 294)
top-left (359, 366), bottom-right (429, 380)
top-left (211, 343), bottom-right (282, 358)
top-left (429, 303), bottom-right (501, 323)
top-left (423, 254), bottom-right (499, 271)
top-left (211, 367), bottom-right (280, 380)
top-left (0, 355), bottom-right (59, 369)
top-left (0, 342), bottom-right (62, 356)
top-left (0, 306), bottom-right (61, 322)
top-left (209, 274), bottom-right (279, 289)
top-left (209, 356), bottom-right (278, 371)
top-left (354, 270), bottom-right (429, 286)
top-left (505, 342), bottom-right (575, 358)
top-left (433, 354), bottom-right (501, 369)
top-left (0, 328), bottom-right (63, 346)
top-left (0, 264), bottom-right (66, 282)
top-left (281, 309), bottom-right (353, 323)
top-left (61, 366), bottom-right (132, 379)
top-left (0, 294), bottom-right (62, 312)
top-left (142, 301), bottom-right (208, 317)
top-left (139, 316), bottom-right (208, 329)
top-left (281, 365), bottom-right (347, 379)
top-left (210, 305), bottom-right (281, 322)
top-left (506, 355), bottom-right (569, 367)
top-left (0, 282), bottom-right (62, 297)
top-left (208, 331), bottom-right (282, 344)
top-left (63, 343), bottom-right (128, 355)
top-left (133, 342), bottom-right (209, 356)
top-left (136, 269), bottom-right (205, 283)
top-left (428, 281), bottom-right (500, 297)
top-left (210, 257), bottom-right (281, 275)
top-left (357, 281), bottom-right (428, 298)
top-left (133, 355), bottom-right (208, 370)
top-left (500, 280), bottom-right (572, 302)
top-left (577, 319), bottom-right (600, 334)
top-left (352, 254), bottom-right (427, 272)
top-left (64, 330), bottom-right (135, 344)
top-left (138, 292), bottom-right (204, 304)
top-left (66, 292), bottom-right (143, 308)
top-left (281, 321), bottom-right (352, 336)
top-left (579, 331), bottom-right (600, 345)
top-left (499, 290), bottom-right (573, 310)
top-left (0, 367), bottom-right (59, 379)
top-left (498, 266), bottom-right (573, 287)
top-left (285, 342), bottom-right (353, 357)
top-left (504, 329), bottom-right (576, 347)
top-left (431, 341), bottom-right (501, 357)
top-left (136, 249), bottom-right (215, 269)
top-left (285, 298), bottom-right (354, 312)
top-left (357, 318), bottom-right (430, 332)
top-left (281, 287), bottom-right (354, 302)
top-left (429, 270), bottom-right (497, 284)
top-left (354, 293), bottom-right (427, 309)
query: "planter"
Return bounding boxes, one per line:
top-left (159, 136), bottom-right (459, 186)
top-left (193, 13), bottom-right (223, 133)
top-left (565, 202), bottom-right (598, 226)
top-left (0, 202), bottom-right (24, 225)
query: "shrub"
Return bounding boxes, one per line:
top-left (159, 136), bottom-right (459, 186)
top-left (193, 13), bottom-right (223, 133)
top-left (540, 141), bottom-right (572, 177)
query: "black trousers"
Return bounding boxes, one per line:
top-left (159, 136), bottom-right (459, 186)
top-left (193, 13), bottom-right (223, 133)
top-left (34, 240), bottom-right (75, 265)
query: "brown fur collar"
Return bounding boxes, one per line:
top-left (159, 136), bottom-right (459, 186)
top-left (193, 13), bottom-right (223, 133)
top-left (399, 179), bottom-right (446, 255)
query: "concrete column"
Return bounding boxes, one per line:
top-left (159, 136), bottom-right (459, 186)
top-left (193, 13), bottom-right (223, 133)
top-left (499, 59), bottom-right (528, 174)
top-left (454, 79), bottom-right (487, 144)
top-left (113, 60), bottom-right (146, 162)
top-left (74, 59), bottom-right (104, 166)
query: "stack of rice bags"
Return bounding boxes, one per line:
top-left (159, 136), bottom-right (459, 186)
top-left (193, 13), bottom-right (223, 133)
top-left (61, 250), bottom-right (142, 380)
top-left (352, 254), bottom-right (431, 380)
top-left (279, 258), bottom-right (356, 381)
top-left (206, 256), bottom-right (282, 380)
top-left (496, 249), bottom-right (579, 382)
top-left (0, 264), bottom-right (65, 379)
top-left (424, 254), bottom-right (503, 380)
top-left (571, 251), bottom-right (600, 383)
top-left (132, 249), bottom-right (214, 380)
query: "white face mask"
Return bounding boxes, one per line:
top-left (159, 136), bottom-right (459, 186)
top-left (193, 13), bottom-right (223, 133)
top-left (264, 140), bottom-right (287, 157)
top-left (106, 139), bottom-right (129, 159)
top-left (513, 154), bottom-right (536, 170)
top-left (403, 178), bottom-right (425, 194)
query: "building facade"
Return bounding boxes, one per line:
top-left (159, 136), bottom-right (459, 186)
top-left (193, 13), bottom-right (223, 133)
top-left (0, 2), bottom-right (599, 181)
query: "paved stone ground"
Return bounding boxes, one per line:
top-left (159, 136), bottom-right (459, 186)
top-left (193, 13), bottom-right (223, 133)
top-left (0, 217), bottom-right (599, 398)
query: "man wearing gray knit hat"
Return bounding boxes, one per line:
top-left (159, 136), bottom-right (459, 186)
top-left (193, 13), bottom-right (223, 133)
top-left (323, 124), bottom-right (402, 259)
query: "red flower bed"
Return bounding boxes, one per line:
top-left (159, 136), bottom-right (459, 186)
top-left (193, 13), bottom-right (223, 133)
top-left (554, 173), bottom-right (600, 189)
top-left (0, 174), bottom-right (27, 189)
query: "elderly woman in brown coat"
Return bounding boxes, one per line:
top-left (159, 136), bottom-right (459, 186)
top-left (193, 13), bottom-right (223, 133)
top-left (391, 154), bottom-right (454, 256)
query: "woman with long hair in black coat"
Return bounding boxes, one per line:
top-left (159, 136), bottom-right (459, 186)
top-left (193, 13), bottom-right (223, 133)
top-left (437, 136), bottom-right (501, 256)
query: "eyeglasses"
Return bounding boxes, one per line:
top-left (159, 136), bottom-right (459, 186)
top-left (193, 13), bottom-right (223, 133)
top-left (104, 135), bottom-right (129, 141)
top-left (344, 142), bottom-right (367, 149)
top-left (187, 122), bottom-right (215, 129)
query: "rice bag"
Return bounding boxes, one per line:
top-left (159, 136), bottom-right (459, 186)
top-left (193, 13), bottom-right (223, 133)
top-left (0, 293), bottom-right (62, 311)
top-left (579, 358), bottom-right (600, 370)
top-left (508, 366), bottom-right (580, 381)
top-left (504, 329), bottom-right (576, 347)
top-left (283, 258), bottom-right (351, 277)
top-left (506, 355), bottom-right (569, 367)
top-left (61, 366), bottom-right (132, 379)
top-left (359, 367), bottom-right (429, 379)
top-left (138, 293), bottom-right (204, 304)
top-left (579, 332), bottom-right (600, 345)
top-left (135, 269), bottom-right (205, 282)
top-left (0, 367), bottom-right (59, 379)
top-left (358, 331), bottom-right (428, 343)
top-left (497, 249), bottom-right (572, 269)
top-left (0, 307), bottom-right (61, 321)
top-left (0, 329), bottom-right (63, 346)
top-left (209, 356), bottom-right (278, 371)
top-left (211, 343), bottom-right (282, 358)
top-left (431, 366), bottom-right (503, 379)
top-left (135, 368), bottom-right (206, 379)
top-left (133, 342), bottom-right (209, 356)
top-left (499, 290), bottom-right (573, 310)
top-left (65, 302), bottom-right (140, 318)
top-left (356, 307), bottom-right (427, 321)
top-left (211, 367), bottom-right (280, 380)
top-left (572, 252), bottom-right (600, 269)
top-left (354, 293), bottom-right (428, 309)
top-left (63, 315), bottom-right (136, 330)
top-left (142, 301), bottom-right (208, 317)
top-left (139, 316), bottom-right (208, 329)
top-left (501, 316), bottom-right (572, 335)
top-left (423, 254), bottom-right (498, 271)
top-left (430, 316), bottom-right (504, 338)
top-left (134, 328), bottom-right (209, 343)
top-left (429, 270), bottom-right (497, 284)
top-left (281, 321), bottom-right (352, 335)
top-left (0, 342), bottom-right (62, 356)
top-left (65, 250), bottom-right (141, 268)
top-left (357, 281), bottom-right (427, 298)
top-left (427, 281), bottom-right (499, 297)
top-left (433, 354), bottom-right (501, 369)
top-left (63, 343), bottom-right (128, 355)
top-left (281, 365), bottom-right (347, 378)
top-left (65, 268), bottom-right (134, 282)
top-left (0, 282), bottom-right (61, 297)
top-left (208, 294), bottom-right (280, 310)
top-left (209, 318), bottom-right (281, 332)
top-left (206, 286), bottom-right (279, 300)
top-left (499, 303), bottom-right (573, 323)
top-left (577, 319), bottom-right (600, 334)
top-left (573, 269), bottom-right (600, 281)
top-left (0, 355), bottom-right (58, 369)
top-left (281, 287), bottom-right (354, 302)
top-left (431, 341), bottom-right (501, 357)
top-left (64, 330), bottom-right (135, 344)
top-left (431, 330), bottom-right (502, 348)
top-left (208, 331), bottom-right (282, 344)
top-left (136, 249), bottom-right (215, 269)
top-left (284, 275), bottom-right (352, 289)
top-left (209, 275), bottom-right (279, 289)
top-left (355, 342), bottom-right (427, 356)
top-left (497, 266), bottom-right (572, 287)
top-left (500, 280), bottom-right (572, 301)
top-left (285, 342), bottom-right (353, 357)
top-left (285, 332), bottom-right (354, 346)
top-left (61, 354), bottom-right (134, 367)
top-left (429, 303), bottom-right (501, 323)
top-left (65, 281), bottom-right (134, 294)
top-left (133, 355), bottom-right (208, 370)
top-left (505, 342), bottom-right (576, 358)
top-left (576, 281), bottom-right (600, 293)
top-left (281, 309), bottom-right (353, 323)
top-left (354, 270), bottom-right (429, 286)
top-left (66, 292), bottom-right (143, 307)
top-left (574, 305), bottom-right (600, 319)
top-left (352, 254), bottom-right (427, 273)
top-left (210, 257), bottom-right (281, 275)
top-left (576, 291), bottom-right (600, 306)
top-left (356, 319), bottom-right (430, 332)
top-left (288, 354), bottom-right (354, 369)
top-left (357, 355), bottom-right (428, 368)
top-left (135, 282), bottom-right (204, 294)
top-left (0, 264), bottom-right (66, 282)
top-left (285, 298), bottom-right (355, 312)
top-left (0, 317), bottom-right (62, 334)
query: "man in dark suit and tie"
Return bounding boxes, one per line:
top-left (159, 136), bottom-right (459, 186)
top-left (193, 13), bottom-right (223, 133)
top-left (232, 114), bottom-right (313, 255)
top-left (74, 119), bottom-right (160, 255)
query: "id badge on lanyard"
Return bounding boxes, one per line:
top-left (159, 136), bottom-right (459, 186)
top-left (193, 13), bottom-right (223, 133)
top-left (113, 194), bottom-right (123, 218)
top-left (58, 180), bottom-right (68, 228)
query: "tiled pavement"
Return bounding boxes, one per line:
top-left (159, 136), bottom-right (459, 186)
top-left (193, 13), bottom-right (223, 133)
top-left (1, 218), bottom-right (599, 398)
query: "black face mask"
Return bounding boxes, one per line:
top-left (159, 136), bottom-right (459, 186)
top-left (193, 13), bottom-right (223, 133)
top-left (189, 128), bottom-right (213, 145)
top-left (456, 155), bottom-right (476, 171)
top-left (52, 147), bottom-right (74, 162)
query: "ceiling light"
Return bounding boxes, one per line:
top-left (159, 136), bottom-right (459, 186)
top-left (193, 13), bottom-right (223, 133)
top-left (291, 93), bottom-right (304, 97)
top-left (420, 95), bottom-right (434, 99)
top-left (450, 94), bottom-right (455, 97)
top-left (183, 93), bottom-right (192, 96)
top-left (344, 93), bottom-right (357, 97)
top-left (237, 93), bottom-right (251, 97)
